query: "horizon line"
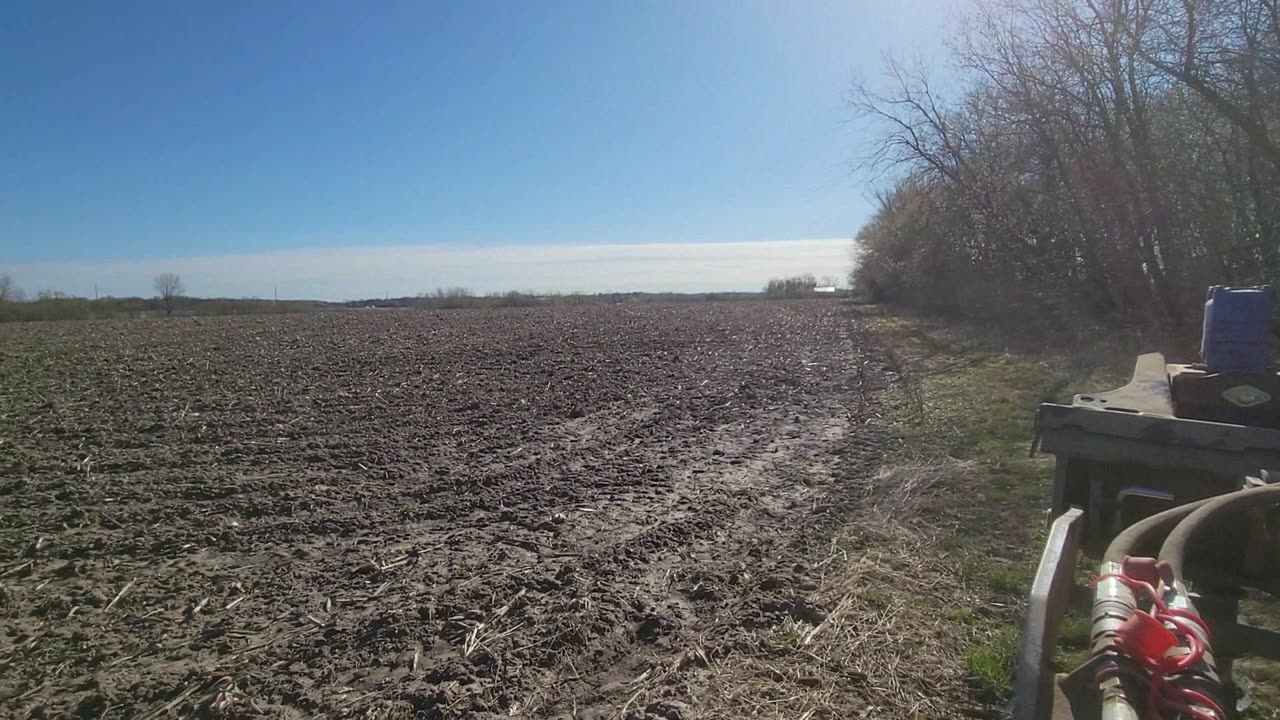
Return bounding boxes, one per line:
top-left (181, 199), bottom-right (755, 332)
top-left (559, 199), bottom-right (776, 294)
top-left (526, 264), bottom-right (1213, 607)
top-left (4, 237), bottom-right (858, 301)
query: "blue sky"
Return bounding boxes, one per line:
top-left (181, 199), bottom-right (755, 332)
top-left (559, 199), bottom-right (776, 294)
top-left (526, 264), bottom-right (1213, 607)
top-left (1, 1), bottom-right (960, 298)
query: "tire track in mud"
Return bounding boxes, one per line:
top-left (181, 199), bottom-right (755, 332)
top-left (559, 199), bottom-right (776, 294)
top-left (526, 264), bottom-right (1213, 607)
top-left (0, 302), bottom-right (887, 719)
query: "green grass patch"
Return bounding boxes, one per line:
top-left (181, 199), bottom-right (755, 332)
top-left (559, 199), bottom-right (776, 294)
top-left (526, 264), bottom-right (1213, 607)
top-left (1057, 613), bottom-right (1092, 651)
top-left (967, 625), bottom-right (1020, 698)
top-left (1053, 611), bottom-right (1095, 673)
top-left (1237, 659), bottom-right (1280, 719)
top-left (965, 559), bottom-right (1032, 598)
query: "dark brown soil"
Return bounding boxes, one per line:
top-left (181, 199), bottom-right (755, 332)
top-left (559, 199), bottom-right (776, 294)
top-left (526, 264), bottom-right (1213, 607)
top-left (0, 302), bottom-right (887, 718)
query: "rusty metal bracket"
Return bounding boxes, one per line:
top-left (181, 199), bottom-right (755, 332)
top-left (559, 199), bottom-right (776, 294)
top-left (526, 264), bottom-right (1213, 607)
top-left (1013, 507), bottom-right (1085, 720)
top-left (1072, 352), bottom-right (1173, 415)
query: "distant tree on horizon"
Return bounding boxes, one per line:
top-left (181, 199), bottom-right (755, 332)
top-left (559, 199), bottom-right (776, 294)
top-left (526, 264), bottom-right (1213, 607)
top-left (154, 272), bottom-right (184, 316)
top-left (0, 274), bottom-right (20, 302)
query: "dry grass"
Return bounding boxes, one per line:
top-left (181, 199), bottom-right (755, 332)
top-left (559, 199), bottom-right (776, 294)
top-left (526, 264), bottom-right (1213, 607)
top-left (859, 458), bottom-right (981, 519)
top-left (840, 307), bottom-right (1126, 711)
top-left (684, 519), bottom-right (977, 719)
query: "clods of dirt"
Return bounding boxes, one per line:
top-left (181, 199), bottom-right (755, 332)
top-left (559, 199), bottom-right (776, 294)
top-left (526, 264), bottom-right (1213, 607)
top-left (0, 302), bottom-right (885, 717)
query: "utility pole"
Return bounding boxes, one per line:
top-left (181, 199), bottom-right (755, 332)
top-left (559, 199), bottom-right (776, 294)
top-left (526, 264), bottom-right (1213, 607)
top-left (94, 283), bottom-right (99, 300)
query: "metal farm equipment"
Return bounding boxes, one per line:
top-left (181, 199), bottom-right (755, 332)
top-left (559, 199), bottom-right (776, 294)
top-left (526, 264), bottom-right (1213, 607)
top-left (1014, 287), bottom-right (1280, 720)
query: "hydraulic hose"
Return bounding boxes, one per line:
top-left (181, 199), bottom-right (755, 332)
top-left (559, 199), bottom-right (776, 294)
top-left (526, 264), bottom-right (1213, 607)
top-left (1104, 496), bottom-right (1214, 564)
top-left (1093, 485), bottom-right (1276, 720)
top-left (1095, 495), bottom-right (1234, 720)
top-left (1158, 483), bottom-right (1280, 579)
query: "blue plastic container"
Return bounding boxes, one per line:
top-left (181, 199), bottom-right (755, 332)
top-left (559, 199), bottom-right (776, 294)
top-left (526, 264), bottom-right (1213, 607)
top-left (1201, 285), bottom-right (1275, 373)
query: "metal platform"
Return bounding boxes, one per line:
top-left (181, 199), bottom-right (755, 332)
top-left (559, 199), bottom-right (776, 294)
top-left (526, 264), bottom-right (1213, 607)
top-left (1035, 353), bottom-right (1280, 556)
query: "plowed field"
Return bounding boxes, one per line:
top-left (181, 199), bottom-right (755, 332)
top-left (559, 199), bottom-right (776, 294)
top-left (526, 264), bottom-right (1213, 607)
top-left (0, 302), bottom-right (889, 718)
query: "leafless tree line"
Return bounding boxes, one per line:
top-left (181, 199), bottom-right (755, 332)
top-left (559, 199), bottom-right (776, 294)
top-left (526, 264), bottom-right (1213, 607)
top-left (765, 273), bottom-right (819, 298)
top-left (0, 272), bottom-right (184, 315)
top-left (852, 0), bottom-right (1280, 331)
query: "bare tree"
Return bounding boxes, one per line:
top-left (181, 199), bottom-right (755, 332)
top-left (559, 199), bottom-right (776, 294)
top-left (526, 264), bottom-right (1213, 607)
top-left (0, 274), bottom-right (19, 302)
top-left (852, 0), bottom-right (1280, 331)
top-left (154, 272), bottom-right (184, 316)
